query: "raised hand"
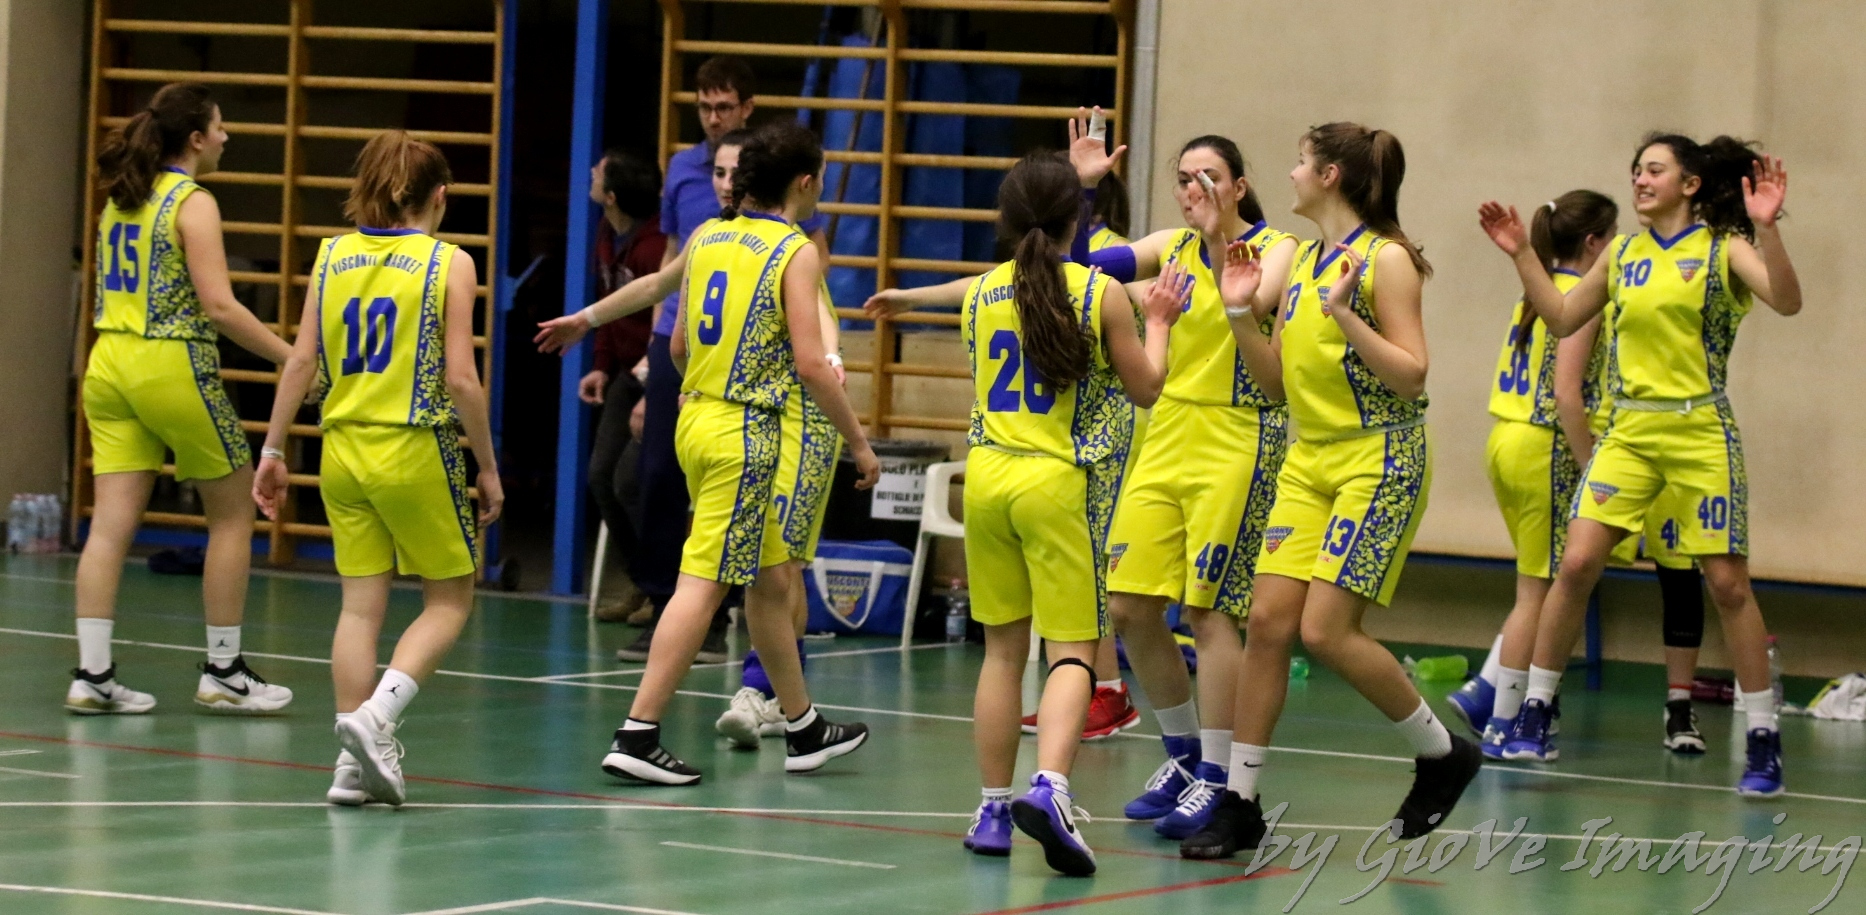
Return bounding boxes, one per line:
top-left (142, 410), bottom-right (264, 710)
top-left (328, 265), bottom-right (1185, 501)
top-left (1477, 201), bottom-right (1531, 258)
top-left (1219, 241), bottom-right (1263, 314)
top-left (1322, 246), bottom-right (1366, 318)
top-left (1142, 262), bottom-right (1193, 325)
top-left (1068, 107), bottom-right (1127, 189)
top-left (862, 288), bottom-right (915, 319)
top-left (534, 311), bottom-right (592, 354)
top-left (1187, 172), bottom-right (1224, 241)
top-left (1743, 155), bottom-right (1787, 228)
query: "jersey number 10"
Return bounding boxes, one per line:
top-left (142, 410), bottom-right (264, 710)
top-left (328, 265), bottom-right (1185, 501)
top-left (340, 296), bottom-right (397, 376)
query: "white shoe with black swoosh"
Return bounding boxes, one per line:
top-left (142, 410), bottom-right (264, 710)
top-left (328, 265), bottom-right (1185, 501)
top-left (195, 656), bottom-right (294, 713)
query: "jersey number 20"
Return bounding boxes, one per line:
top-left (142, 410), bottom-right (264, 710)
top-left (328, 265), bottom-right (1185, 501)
top-left (340, 296), bottom-right (397, 376)
top-left (986, 329), bottom-right (1055, 414)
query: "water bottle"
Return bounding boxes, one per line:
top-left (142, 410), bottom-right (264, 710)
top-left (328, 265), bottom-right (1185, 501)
top-left (1767, 636), bottom-right (1784, 709)
top-left (28, 495), bottom-right (49, 554)
top-left (945, 580), bottom-right (970, 644)
top-left (6, 495), bottom-right (27, 553)
top-left (36, 494), bottom-right (60, 553)
top-left (1288, 656), bottom-right (1310, 680)
top-left (1408, 654), bottom-right (1470, 683)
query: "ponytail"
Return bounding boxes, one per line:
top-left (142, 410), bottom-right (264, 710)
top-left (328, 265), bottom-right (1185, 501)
top-left (96, 83), bottom-right (215, 210)
top-left (724, 121), bottom-right (823, 220)
top-left (1304, 122), bottom-right (1432, 277)
top-left (999, 153), bottom-right (1093, 388)
top-left (1636, 133), bottom-right (1766, 242)
top-left (345, 130), bottom-right (452, 228)
top-left (1518, 189), bottom-right (1618, 352)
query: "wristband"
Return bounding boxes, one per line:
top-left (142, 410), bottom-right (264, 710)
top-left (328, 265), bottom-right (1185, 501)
top-left (825, 353), bottom-right (844, 369)
top-left (580, 305), bottom-right (606, 329)
top-left (1223, 305), bottom-right (1254, 319)
top-left (260, 447), bottom-right (287, 462)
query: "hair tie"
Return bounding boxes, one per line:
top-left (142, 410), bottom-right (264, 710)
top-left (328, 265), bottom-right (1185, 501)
top-left (1545, 201), bottom-right (1558, 213)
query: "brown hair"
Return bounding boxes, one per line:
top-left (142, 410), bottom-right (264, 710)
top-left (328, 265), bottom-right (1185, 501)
top-left (696, 55), bottom-right (757, 101)
top-left (1634, 132), bottom-right (1766, 241)
top-left (1178, 135), bottom-right (1266, 225)
top-left (96, 83), bottom-right (216, 210)
top-left (1304, 122), bottom-right (1431, 277)
top-left (1092, 171), bottom-right (1131, 239)
top-left (344, 131), bottom-right (453, 228)
top-left (997, 153), bottom-right (1093, 388)
top-left (724, 121), bottom-right (822, 219)
top-left (1517, 189), bottom-right (1618, 353)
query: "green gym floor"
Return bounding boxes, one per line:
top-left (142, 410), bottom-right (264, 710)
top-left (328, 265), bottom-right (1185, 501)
top-left (0, 554), bottom-right (1859, 915)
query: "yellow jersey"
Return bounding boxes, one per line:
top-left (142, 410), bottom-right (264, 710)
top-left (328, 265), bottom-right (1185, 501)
top-left (1157, 223), bottom-right (1293, 408)
top-left (1488, 269), bottom-right (1582, 427)
top-left (964, 260), bottom-right (1125, 466)
top-left (1603, 224), bottom-right (1751, 402)
top-left (1089, 224), bottom-right (1129, 253)
top-left (1280, 227), bottom-right (1427, 442)
top-left (94, 168), bottom-right (214, 341)
top-left (312, 228), bottom-right (459, 428)
top-left (680, 212), bottom-right (807, 411)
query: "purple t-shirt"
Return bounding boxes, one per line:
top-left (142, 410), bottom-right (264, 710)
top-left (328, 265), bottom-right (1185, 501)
top-left (655, 141), bottom-right (828, 337)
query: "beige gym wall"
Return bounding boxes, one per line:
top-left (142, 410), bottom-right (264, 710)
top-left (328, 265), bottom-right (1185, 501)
top-left (0, 0), bottom-right (86, 506)
top-left (1150, 0), bottom-right (1866, 590)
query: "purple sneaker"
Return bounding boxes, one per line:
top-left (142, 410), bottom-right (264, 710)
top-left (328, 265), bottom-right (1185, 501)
top-left (1124, 734), bottom-right (1199, 820)
top-left (1444, 676), bottom-right (1494, 737)
top-left (1479, 715), bottom-right (1513, 761)
top-left (1155, 761), bottom-right (1226, 839)
top-left (1736, 729), bottom-right (1785, 798)
top-left (964, 799), bottom-right (1012, 856)
top-left (1501, 699), bottom-right (1559, 762)
top-left (1010, 774), bottom-right (1096, 876)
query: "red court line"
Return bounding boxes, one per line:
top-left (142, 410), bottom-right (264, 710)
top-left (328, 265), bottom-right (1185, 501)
top-left (974, 868), bottom-right (1295, 914)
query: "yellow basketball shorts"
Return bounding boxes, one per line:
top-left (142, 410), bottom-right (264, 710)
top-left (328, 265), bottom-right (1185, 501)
top-left (321, 422), bottom-right (478, 580)
top-left (1105, 397), bottom-right (1287, 617)
top-left (1256, 425), bottom-right (1431, 607)
top-left (963, 447), bottom-right (1106, 642)
top-left (83, 332), bottom-right (250, 481)
top-left (1487, 420), bottom-right (1690, 578)
top-left (774, 390), bottom-right (841, 563)
top-left (677, 394), bottom-right (786, 586)
top-left (1576, 403), bottom-right (1746, 557)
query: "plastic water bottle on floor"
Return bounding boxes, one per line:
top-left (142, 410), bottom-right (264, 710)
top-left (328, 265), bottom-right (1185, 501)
top-left (945, 580), bottom-right (970, 644)
top-left (1289, 656), bottom-right (1310, 680)
top-left (1767, 636), bottom-right (1785, 709)
top-left (39, 494), bottom-right (62, 553)
top-left (6, 494), bottom-right (27, 553)
top-left (1408, 655), bottom-right (1470, 682)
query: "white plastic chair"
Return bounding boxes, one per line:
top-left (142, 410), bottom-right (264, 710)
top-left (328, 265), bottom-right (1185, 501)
top-left (901, 460), bottom-right (966, 649)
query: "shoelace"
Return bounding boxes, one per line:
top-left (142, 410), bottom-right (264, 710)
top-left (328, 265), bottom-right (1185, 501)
top-left (1745, 733), bottom-right (1777, 774)
top-left (729, 688), bottom-right (762, 713)
top-left (374, 721), bottom-right (405, 770)
top-left (1173, 778), bottom-right (1217, 814)
top-left (1141, 758), bottom-right (1191, 794)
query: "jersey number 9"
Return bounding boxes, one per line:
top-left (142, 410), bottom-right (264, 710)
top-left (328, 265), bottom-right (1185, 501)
top-left (986, 329), bottom-right (1055, 415)
top-left (697, 271), bottom-right (728, 346)
top-left (340, 296), bottom-right (397, 376)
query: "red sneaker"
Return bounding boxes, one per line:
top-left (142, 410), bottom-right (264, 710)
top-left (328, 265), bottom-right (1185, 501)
top-left (1082, 686), bottom-right (1140, 740)
top-left (1019, 711), bottom-right (1039, 735)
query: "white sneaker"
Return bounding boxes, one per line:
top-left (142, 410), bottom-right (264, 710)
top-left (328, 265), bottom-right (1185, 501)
top-left (335, 707), bottom-right (406, 807)
top-left (327, 750), bottom-right (372, 806)
top-left (65, 667), bottom-right (156, 715)
top-left (195, 657), bottom-right (294, 713)
top-left (716, 687), bottom-right (780, 750)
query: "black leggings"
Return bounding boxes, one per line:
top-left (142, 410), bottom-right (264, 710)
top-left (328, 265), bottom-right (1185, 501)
top-left (1658, 564), bottom-right (1705, 649)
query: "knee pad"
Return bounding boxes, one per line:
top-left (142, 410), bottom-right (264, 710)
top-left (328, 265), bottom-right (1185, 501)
top-left (1658, 565), bottom-right (1705, 649)
top-left (1048, 657), bottom-right (1097, 697)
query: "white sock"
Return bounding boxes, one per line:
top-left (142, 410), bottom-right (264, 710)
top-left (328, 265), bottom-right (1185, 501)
top-left (1229, 742), bottom-right (1267, 799)
top-left (1667, 686), bottom-right (1693, 704)
top-left (206, 626), bottom-right (241, 666)
top-left (1153, 698), bottom-right (1199, 737)
top-left (1395, 699), bottom-right (1454, 759)
top-left (785, 706), bottom-right (819, 732)
top-left (76, 618), bottom-right (113, 676)
top-left (1199, 729), bottom-right (1232, 771)
top-left (1525, 665), bottom-right (1563, 706)
top-left (1493, 667), bottom-right (1528, 722)
top-left (1741, 689), bottom-right (1778, 733)
top-left (621, 717), bottom-right (656, 732)
top-left (1096, 678), bottom-right (1125, 693)
top-left (361, 669), bottom-right (418, 723)
top-left (1478, 635), bottom-right (1504, 684)
top-left (982, 786), bottom-right (1012, 803)
top-left (1035, 769), bottom-right (1070, 793)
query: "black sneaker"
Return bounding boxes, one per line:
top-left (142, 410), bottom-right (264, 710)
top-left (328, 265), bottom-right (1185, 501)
top-left (784, 710), bottom-right (869, 772)
top-left (601, 725), bottom-right (701, 785)
top-left (1664, 699), bottom-right (1706, 754)
top-left (1179, 790), bottom-right (1267, 859)
top-left (1393, 733), bottom-right (1482, 839)
top-left (696, 609), bottom-right (730, 665)
top-left (616, 614), bottom-right (659, 663)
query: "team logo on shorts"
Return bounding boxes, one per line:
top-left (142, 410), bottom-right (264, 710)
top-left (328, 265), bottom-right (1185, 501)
top-left (1676, 258), bottom-right (1704, 281)
top-left (1588, 481), bottom-right (1620, 504)
top-left (1108, 543), bottom-right (1128, 572)
top-left (1264, 526), bottom-right (1294, 553)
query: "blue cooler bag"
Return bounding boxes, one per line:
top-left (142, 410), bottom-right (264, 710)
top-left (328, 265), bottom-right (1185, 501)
top-left (804, 540), bottom-right (915, 636)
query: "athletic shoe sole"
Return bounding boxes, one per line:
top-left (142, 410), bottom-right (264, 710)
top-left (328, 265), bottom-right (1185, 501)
top-left (963, 834), bottom-right (1011, 857)
top-left (715, 712), bottom-right (761, 751)
top-left (600, 751), bottom-right (702, 786)
top-left (326, 785), bottom-right (369, 806)
top-left (334, 717), bottom-right (407, 807)
top-left (1082, 710), bottom-right (1142, 741)
top-left (1010, 798), bottom-right (1096, 877)
top-left (64, 698), bottom-right (156, 716)
top-left (1500, 746), bottom-right (1559, 763)
top-left (194, 692), bottom-right (293, 714)
top-left (1664, 735), bottom-right (1707, 754)
top-left (1736, 783), bottom-right (1786, 799)
top-left (1443, 694), bottom-right (1482, 737)
top-left (785, 729), bottom-right (868, 773)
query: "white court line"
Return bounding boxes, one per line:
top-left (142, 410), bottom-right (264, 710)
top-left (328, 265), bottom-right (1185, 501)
top-left (0, 765), bottom-right (78, 779)
top-left (2, 624), bottom-right (1859, 805)
top-left (0, 573), bottom-right (78, 585)
top-left (0, 801), bottom-right (972, 818)
top-left (0, 748), bottom-right (42, 757)
top-left (404, 900), bottom-right (705, 915)
top-left (659, 840), bottom-right (896, 870)
top-left (535, 642), bottom-right (951, 681)
top-left (0, 883), bottom-right (335, 914)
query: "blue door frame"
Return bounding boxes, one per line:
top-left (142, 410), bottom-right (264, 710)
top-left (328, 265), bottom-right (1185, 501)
top-left (549, 0), bottom-right (610, 594)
